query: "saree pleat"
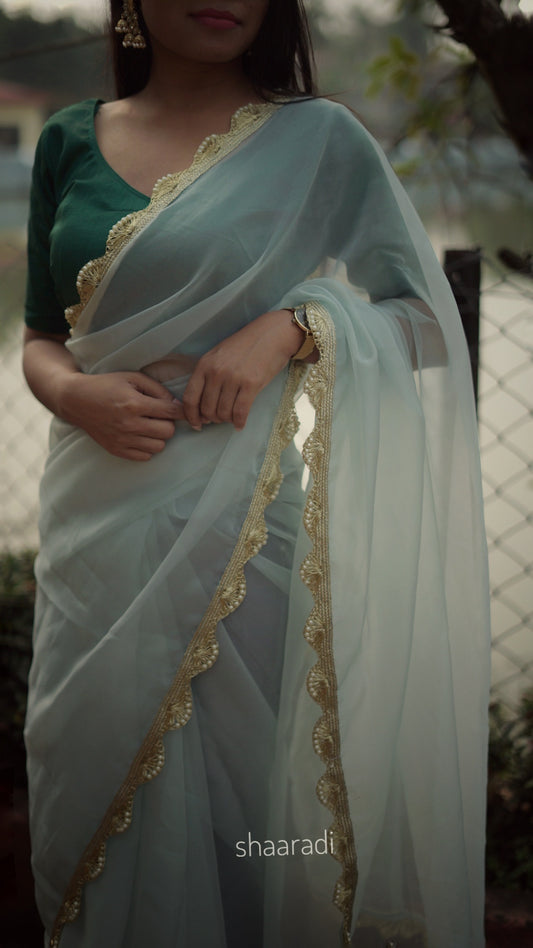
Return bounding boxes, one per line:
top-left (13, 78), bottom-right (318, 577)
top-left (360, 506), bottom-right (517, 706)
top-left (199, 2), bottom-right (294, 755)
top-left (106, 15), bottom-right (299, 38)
top-left (24, 98), bottom-right (490, 947)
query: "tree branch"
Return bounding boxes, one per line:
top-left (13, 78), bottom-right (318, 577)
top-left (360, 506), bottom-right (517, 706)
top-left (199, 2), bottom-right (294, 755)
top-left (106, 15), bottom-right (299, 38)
top-left (434, 0), bottom-right (533, 176)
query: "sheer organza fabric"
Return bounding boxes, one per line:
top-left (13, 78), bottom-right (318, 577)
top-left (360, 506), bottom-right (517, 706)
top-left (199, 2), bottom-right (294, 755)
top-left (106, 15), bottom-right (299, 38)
top-left (24, 99), bottom-right (490, 947)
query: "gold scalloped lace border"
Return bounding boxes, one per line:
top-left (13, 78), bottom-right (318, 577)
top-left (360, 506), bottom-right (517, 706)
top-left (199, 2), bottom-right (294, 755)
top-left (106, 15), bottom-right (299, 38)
top-left (49, 300), bottom-right (360, 947)
top-left (301, 301), bottom-right (358, 946)
top-left (65, 102), bottom-right (279, 329)
top-left (49, 360), bottom-right (304, 947)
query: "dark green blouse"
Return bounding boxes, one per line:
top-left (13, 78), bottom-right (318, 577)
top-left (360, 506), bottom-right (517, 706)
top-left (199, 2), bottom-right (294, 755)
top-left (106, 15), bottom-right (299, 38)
top-left (24, 99), bottom-right (150, 334)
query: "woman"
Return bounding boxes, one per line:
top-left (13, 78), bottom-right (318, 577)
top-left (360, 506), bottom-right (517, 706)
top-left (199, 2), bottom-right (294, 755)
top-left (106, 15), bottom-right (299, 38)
top-left (22, 1), bottom-right (491, 946)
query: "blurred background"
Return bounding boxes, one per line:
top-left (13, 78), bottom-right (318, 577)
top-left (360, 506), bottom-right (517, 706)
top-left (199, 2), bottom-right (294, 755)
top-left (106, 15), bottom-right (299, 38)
top-left (0, 1), bottom-right (532, 944)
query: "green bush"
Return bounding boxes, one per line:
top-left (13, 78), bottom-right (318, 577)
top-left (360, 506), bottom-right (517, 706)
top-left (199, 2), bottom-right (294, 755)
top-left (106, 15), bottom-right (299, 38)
top-left (0, 550), bottom-right (36, 766)
top-left (486, 690), bottom-right (533, 891)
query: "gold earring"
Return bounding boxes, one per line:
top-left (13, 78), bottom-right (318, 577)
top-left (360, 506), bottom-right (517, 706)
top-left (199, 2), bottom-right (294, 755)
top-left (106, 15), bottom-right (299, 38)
top-left (115, 0), bottom-right (146, 49)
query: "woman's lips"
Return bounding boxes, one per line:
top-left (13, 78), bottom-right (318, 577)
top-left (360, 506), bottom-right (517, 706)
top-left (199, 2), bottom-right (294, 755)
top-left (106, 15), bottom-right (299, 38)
top-left (191, 9), bottom-right (240, 30)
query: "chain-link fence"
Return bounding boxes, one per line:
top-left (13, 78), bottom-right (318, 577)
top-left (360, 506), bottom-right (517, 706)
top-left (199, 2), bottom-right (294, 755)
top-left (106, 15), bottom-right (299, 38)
top-left (477, 256), bottom-right (533, 713)
top-left (1, 242), bottom-right (532, 712)
top-left (0, 237), bottom-right (48, 552)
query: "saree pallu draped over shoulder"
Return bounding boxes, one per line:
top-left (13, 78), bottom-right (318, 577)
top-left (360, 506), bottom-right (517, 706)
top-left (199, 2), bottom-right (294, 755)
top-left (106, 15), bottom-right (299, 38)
top-left (24, 99), bottom-right (490, 948)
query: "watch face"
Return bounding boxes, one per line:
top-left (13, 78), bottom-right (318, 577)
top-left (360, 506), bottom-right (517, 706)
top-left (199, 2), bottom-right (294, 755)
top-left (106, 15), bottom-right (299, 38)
top-left (293, 305), bottom-right (310, 331)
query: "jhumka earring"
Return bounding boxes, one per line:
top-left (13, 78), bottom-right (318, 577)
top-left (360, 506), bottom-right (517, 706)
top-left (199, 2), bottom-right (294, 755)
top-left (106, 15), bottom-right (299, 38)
top-left (115, 0), bottom-right (146, 49)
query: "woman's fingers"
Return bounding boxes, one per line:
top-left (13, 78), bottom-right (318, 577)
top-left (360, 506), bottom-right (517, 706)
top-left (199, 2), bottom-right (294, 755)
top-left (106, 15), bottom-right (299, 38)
top-left (92, 424), bottom-right (173, 460)
top-left (126, 372), bottom-right (184, 420)
top-left (207, 380), bottom-right (241, 425)
top-left (183, 370), bottom-right (253, 429)
top-left (113, 435), bottom-right (169, 461)
top-left (128, 416), bottom-right (176, 440)
top-left (131, 371), bottom-right (175, 399)
top-left (181, 368), bottom-right (208, 430)
top-left (231, 386), bottom-right (254, 430)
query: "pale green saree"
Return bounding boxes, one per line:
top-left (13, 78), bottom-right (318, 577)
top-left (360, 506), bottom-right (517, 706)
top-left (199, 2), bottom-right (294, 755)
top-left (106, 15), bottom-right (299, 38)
top-left (24, 99), bottom-right (490, 948)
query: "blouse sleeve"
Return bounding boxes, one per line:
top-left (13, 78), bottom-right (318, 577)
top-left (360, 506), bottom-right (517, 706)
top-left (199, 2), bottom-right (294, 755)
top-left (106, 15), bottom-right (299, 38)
top-left (24, 126), bottom-right (71, 335)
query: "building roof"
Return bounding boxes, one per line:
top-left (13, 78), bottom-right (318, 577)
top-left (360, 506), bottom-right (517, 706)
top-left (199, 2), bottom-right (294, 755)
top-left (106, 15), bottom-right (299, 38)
top-left (0, 80), bottom-right (52, 107)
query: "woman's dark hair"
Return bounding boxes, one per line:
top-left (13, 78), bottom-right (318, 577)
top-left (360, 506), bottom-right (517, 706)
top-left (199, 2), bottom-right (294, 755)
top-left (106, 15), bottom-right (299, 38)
top-left (108, 0), bottom-right (317, 100)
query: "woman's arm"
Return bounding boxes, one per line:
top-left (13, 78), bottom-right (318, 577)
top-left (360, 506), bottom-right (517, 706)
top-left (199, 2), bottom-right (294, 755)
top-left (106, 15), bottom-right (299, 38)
top-left (23, 327), bottom-right (183, 461)
top-left (398, 297), bottom-right (447, 370)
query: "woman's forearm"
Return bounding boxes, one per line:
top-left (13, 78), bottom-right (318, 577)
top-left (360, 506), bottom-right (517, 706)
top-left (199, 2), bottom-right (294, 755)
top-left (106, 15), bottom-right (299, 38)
top-left (397, 298), bottom-right (448, 370)
top-left (22, 328), bottom-right (79, 420)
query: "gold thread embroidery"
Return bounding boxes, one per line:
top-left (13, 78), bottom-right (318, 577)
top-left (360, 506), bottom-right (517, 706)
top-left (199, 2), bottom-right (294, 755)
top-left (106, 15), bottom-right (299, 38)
top-left (301, 301), bottom-right (358, 946)
top-left (65, 102), bottom-right (280, 329)
top-left (48, 362), bottom-right (304, 948)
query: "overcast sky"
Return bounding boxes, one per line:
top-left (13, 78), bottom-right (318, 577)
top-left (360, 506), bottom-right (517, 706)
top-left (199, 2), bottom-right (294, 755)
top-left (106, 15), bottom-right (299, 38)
top-left (1, 0), bottom-right (532, 25)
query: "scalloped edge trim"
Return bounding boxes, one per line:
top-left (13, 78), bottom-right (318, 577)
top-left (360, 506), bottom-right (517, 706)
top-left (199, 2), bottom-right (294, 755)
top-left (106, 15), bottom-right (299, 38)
top-left (300, 301), bottom-right (358, 946)
top-left (49, 361), bottom-right (305, 947)
top-left (65, 102), bottom-right (280, 330)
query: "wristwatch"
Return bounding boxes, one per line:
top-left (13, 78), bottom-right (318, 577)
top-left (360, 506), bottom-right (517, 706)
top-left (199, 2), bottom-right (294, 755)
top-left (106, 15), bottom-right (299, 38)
top-left (287, 304), bottom-right (316, 360)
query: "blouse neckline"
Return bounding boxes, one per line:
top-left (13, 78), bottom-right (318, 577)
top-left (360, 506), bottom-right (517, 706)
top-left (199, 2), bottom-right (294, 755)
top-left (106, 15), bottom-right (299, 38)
top-left (89, 99), bottom-right (149, 201)
top-left (67, 98), bottom-right (281, 330)
top-left (89, 98), bottom-right (282, 203)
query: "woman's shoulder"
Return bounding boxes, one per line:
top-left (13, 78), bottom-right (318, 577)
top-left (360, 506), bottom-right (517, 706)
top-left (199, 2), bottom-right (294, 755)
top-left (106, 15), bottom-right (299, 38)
top-left (281, 95), bottom-right (365, 124)
top-left (280, 96), bottom-right (377, 147)
top-left (37, 98), bottom-right (100, 154)
top-left (43, 98), bottom-right (100, 126)
top-left (31, 99), bottom-right (102, 200)
top-left (278, 96), bottom-right (382, 169)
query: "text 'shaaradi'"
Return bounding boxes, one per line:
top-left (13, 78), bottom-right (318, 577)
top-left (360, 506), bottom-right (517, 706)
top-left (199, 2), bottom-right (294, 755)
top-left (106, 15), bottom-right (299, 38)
top-left (235, 830), bottom-right (335, 858)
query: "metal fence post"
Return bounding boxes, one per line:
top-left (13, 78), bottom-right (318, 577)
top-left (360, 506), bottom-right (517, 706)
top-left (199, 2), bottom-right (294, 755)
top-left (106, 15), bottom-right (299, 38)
top-left (444, 248), bottom-right (482, 405)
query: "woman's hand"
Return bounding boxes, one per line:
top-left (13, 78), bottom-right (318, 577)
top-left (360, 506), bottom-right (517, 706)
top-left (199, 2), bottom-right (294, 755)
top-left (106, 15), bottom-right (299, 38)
top-left (59, 371), bottom-right (183, 461)
top-left (23, 329), bottom-right (183, 461)
top-left (180, 309), bottom-right (315, 431)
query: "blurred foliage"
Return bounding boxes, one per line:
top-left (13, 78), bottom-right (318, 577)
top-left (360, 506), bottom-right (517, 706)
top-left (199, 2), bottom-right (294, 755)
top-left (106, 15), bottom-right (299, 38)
top-left (304, 0), bottom-right (507, 163)
top-left (367, 34), bottom-right (421, 101)
top-left (344, 0), bottom-right (533, 249)
top-left (0, 550), bottom-right (36, 771)
top-left (0, 7), bottom-right (109, 104)
top-left (363, 2), bottom-right (501, 146)
top-left (307, 1), bottom-right (435, 137)
top-left (366, 0), bottom-right (533, 172)
top-left (1, 549), bottom-right (532, 891)
top-left (487, 691), bottom-right (533, 891)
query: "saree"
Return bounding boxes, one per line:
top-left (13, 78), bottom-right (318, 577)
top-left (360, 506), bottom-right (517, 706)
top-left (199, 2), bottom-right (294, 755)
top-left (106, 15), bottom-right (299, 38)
top-left (24, 98), bottom-right (491, 947)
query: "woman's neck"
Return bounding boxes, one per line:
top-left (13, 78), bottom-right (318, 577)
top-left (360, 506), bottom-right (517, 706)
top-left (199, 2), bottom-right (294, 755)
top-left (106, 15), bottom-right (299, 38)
top-left (134, 44), bottom-right (261, 116)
